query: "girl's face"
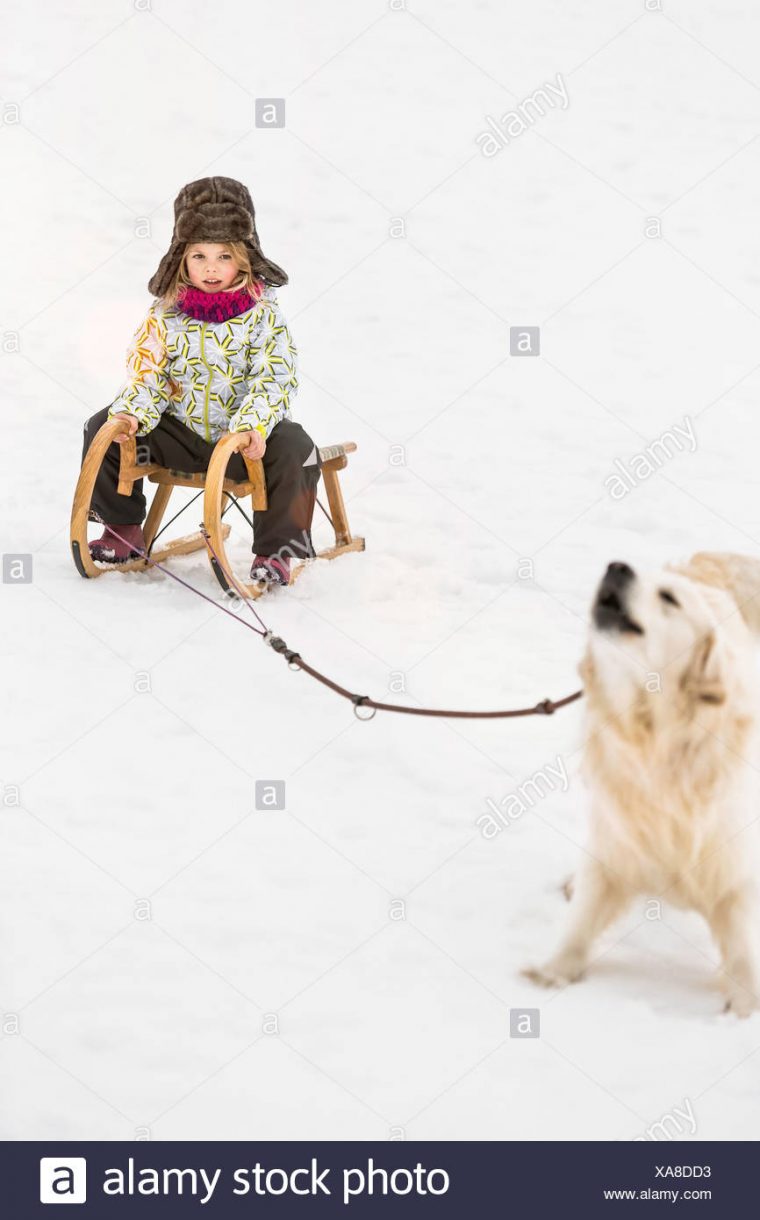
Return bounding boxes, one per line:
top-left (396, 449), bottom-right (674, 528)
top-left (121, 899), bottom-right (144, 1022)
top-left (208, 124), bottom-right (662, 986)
top-left (185, 243), bottom-right (241, 292)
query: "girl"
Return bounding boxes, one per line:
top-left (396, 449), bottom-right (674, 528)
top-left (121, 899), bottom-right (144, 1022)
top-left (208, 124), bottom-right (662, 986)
top-left (81, 175), bottom-right (321, 588)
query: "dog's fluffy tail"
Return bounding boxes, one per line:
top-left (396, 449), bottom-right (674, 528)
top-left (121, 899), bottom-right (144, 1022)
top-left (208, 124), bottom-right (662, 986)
top-left (679, 552), bottom-right (760, 637)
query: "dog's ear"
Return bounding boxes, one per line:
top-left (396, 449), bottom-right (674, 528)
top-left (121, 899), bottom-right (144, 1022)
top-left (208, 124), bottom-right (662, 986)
top-left (679, 553), bottom-right (760, 639)
top-left (683, 631), bottom-right (726, 706)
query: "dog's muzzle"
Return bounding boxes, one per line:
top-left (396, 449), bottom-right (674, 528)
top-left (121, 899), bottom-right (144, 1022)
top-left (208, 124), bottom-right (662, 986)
top-left (593, 562), bottom-right (643, 635)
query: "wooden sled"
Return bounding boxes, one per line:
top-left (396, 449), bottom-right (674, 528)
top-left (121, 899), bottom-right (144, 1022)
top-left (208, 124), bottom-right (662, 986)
top-left (70, 417), bottom-right (365, 598)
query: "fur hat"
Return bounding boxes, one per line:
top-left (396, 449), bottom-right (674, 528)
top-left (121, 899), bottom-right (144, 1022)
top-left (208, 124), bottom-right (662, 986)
top-left (148, 176), bottom-right (288, 298)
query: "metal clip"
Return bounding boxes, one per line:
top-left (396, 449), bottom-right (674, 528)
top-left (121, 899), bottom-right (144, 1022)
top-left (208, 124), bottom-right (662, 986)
top-left (352, 695), bottom-right (377, 721)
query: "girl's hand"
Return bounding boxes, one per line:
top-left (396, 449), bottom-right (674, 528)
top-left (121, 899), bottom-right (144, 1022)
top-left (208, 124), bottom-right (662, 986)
top-left (113, 414), bottom-right (140, 444)
top-left (238, 429), bottom-right (266, 460)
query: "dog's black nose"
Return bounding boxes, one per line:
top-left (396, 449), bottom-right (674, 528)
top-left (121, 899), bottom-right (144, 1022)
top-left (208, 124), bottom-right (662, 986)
top-left (594, 561), bottom-right (643, 634)
top-left (605, 561), bottom-right (634, 585)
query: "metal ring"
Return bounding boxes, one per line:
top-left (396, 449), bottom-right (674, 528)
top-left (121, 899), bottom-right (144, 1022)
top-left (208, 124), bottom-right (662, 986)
top-left (352, 696), bottom-right (377, 721)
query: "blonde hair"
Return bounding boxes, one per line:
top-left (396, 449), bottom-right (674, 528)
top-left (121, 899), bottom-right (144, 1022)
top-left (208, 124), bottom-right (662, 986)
top-left (161, 242), bottom-right (264, 307)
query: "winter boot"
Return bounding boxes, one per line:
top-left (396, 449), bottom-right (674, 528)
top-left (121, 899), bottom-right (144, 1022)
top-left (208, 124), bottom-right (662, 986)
top-left (89, 523), bottom-right (146, 564)
top-left (250, 553), bottom-right (291, 587)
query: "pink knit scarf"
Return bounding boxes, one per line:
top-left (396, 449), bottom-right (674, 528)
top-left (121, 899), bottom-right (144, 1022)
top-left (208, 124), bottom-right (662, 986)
top-left (176, 280), bottom-right (264, 322)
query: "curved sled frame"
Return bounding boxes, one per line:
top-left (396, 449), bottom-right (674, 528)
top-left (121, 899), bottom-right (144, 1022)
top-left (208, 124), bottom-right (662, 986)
top-left (70, 418), bottom-right (365, 596)
top-left (203, 433), bottom-right (366, 599)
top-left (71, 417), bottom-right (245, 580)
top-left (203, 432), bottom-right (268, 598)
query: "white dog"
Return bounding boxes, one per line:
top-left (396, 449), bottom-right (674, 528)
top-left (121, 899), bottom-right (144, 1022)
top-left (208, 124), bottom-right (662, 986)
top-left (525, 552), bottom-right (760, 1017)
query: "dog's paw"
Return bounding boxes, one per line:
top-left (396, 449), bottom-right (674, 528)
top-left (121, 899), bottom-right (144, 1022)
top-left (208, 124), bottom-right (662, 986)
top-left (521, 958), bottom-right (585, 988)
top-left (719, 970), bottom-right (760, 1019)
top-left (722, 991), bottom-right (758, 1019)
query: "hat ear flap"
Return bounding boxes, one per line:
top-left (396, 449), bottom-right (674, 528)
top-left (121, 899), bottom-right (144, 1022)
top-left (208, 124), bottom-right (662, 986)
top-left (147, 242), bottom-right (183, 298)
top-left (683, 631), bottom-right (726, 706)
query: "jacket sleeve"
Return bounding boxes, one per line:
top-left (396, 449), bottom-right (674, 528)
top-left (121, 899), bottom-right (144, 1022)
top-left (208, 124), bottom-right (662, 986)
top-left (228, 296), bottom-right (299, 439)
top-left (107, 305), bottom-right (172, 436)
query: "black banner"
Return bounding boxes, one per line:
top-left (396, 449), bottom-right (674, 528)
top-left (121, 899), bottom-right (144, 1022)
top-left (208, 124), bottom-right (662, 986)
top-left (4, 1140), bottom-right (750, 1216)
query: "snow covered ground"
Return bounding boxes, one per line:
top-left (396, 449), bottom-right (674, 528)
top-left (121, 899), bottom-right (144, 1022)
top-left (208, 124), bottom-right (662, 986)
top-left (3, 0), bottom-right (760, 1141)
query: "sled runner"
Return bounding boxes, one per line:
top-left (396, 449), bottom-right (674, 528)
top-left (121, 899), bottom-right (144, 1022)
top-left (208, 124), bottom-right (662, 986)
top-left (70, 417), bottom-right (365, 598)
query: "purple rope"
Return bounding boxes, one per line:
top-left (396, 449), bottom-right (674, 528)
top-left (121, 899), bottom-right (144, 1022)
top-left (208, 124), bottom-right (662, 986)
top-left (88, 515), bottom-right (267, 637)
top-left (198, 524), bottom-right (270, 633)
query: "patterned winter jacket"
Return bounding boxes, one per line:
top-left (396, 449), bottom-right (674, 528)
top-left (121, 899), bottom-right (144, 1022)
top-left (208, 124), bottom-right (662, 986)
top-left (107, 286), bottom-right (298, 442)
